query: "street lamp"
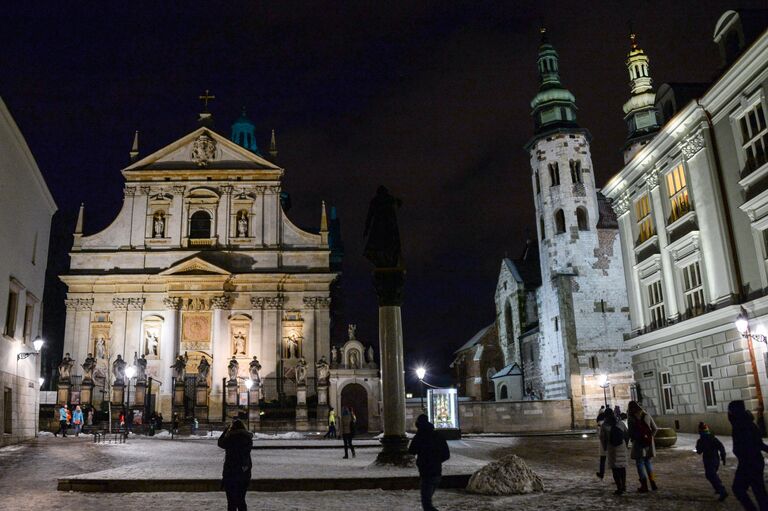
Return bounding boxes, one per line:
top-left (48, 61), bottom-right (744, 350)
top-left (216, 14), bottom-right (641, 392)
top-left (598, 373), bottom-right (610, 407)
top-left (416, 367), bottom-right (426, 412)
top-left (244, 378), bottom-right (253, 431)
top-left (125, 365), bottom-right (136, 409)
top-left (17, 336), bottom-right (44, 361)
top-left (735, 308), bottom-right (766, 435)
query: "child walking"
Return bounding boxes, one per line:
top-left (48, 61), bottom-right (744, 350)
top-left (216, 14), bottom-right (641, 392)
top-left (599, 408), bottom-right (628, 495)
top-left (695, 422), bottom-right (728, 502)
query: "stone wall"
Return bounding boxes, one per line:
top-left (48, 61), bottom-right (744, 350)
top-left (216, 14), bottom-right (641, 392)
top-left (405, 399), bottom-right (572, 433)
top-left (0, 370), bottom-right (39, 447)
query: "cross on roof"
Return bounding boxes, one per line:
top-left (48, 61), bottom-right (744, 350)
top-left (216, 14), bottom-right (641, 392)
top-left (198, 89), bottom-right (215, 112)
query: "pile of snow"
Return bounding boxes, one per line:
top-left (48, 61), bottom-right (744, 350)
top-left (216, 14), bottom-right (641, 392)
top-left (38, 431), bottom-right (55, 437)
top-left (253, 431), bottom-right (305, 440)
top-left (373, 432), bottom-right (414, 439)
top-left (466, 454), bottom-right (544, 495)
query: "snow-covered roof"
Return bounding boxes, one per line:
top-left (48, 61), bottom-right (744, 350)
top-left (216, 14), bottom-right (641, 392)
top-left (491, 363), bottom-right (522, 379)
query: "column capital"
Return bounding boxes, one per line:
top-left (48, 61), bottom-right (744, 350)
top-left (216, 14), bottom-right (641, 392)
top-left (251, 295), bottom-right (285, 310)
top-left (162, 296), bottom-right (183, 310)
top-left (303, 296), bottom-right (331, 309)
top-left (65, 298), bottom-right (94, 311)
top-left (680, 131), bottom-right (705, 160)
top-left (211, 295), bottom-right (232, 309)
top-left (113, 297), bottom-right (145, 310)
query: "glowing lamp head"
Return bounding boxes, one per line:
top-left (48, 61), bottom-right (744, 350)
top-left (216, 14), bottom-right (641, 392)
top-left (125, 366), bottom-right (136, 379)
top-left (598, 373), bottom-right (609, 387)
top-left (245, 379), bottom-right (254, 390)
top-left (736, 311), bottom-right (749, 335)
top-left (38, 377), bottom-right (44, 387)
top-left (416, 367), bottom-right (426, 380)
top-left (32, 337), bottom-right (44, 352)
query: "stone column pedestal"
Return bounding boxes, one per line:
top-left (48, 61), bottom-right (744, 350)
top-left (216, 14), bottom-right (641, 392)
top-left (57, 382), bottom-right (71, 405)
top-left (295, 384), bottom-right (309, 431)
top-left (248, 388), bottom-right (261, 431)
top-left (316, 383), bottom-right (329, 428)
top-left (195, 383), bottom-right (210, 422)
top-left (373, 268), bottom-right (414, 467)
top-left (225, 381), bottom-right (239, 419)
top-left (133, 382), bottom-right (147, 408)
top-left (111, 383), bottom-right (125, 406)
top-left (80, 381), bottom-right (94, 406)
top-left (172, 381), bottom-right (185, 416)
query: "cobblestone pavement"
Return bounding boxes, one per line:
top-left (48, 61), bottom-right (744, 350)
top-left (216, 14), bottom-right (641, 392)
top-left (0, 433), bottom-right (750, 510)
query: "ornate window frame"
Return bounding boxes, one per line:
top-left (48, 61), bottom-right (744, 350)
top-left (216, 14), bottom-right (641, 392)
top-left (730, 87), bottom-right (768, 180)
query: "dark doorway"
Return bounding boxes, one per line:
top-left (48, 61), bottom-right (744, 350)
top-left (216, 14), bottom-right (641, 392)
top-left (189, 211), bottom-right (211, 239)
top-left (340, 383), bottom-right (368, 433)
top-left (184, 376), bottom-right (197, 418)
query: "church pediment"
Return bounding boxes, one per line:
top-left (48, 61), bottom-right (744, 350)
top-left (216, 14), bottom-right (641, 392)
top-left (159, 256), bottom-right (231, 276)
top-left (124, 127), bottom-right (281, 173)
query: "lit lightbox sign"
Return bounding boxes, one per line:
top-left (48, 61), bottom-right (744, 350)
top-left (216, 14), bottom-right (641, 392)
top-left (426, 388), bottom-right (459, 430)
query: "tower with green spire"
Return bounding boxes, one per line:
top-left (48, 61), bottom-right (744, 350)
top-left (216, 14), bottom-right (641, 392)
top-left (621, 31), bottom-right (661, 163)
top-left (230, 108), bottom-right (261, 154)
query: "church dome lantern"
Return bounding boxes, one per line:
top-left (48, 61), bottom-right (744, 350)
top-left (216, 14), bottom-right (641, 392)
top-left (230, 108), bottom-right (261, 154)
top-left (530, 28), bottom-right (579, 136)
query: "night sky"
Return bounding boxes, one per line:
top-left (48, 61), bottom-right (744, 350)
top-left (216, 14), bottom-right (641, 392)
top-left (2, 1), bottom-right (763, 388)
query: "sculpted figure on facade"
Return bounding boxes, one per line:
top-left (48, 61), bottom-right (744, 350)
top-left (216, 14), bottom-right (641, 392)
top-left (153, 212), bottom-right (165, 238)
top-left (316, 356), bottom-right (330, 385)
top-left (366, 345), bottom-right (375, 366)
top-left (285, 334), bottom-right (300, 359)
top-left (331, 345), bottom-right (339, 367)
top-left (227, 356), bottom-right (239, 382)
top-left (134, 352), bottom-right (148, 383)
top-left (58, 353), bottom-right (74, 382)
top-left (197, 356), bottom-right (210, 382)
top-left (348, 324), bottom-right (357, 341)
top-left (171, 355), bottom-right (187, 381)
top-left (295, 357), bottom-right (308, 386)
top-left (112, 354), bottom-right (127, 385)
top-left (233, 329), bottom-right (247, 356)
top-left (237, 211), bottom-right (248, 237)
top-left (95, 337), bottom-right (106, 359)
top-left (81, 353), bottom-right (96, 382)
top-left (145, 329), bottom-right (159, 357)
top-left (349, 350), bottom-right (359, 369)
top-left (249, 356), bottom-right (262, 383)
top-left (191, 133), bottom-right (217, 167)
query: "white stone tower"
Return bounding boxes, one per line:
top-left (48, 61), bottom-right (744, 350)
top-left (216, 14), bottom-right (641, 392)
top-left (525, 29), bottom-right (634, 425)
top-left (621, 31), bottom-right (661, 163)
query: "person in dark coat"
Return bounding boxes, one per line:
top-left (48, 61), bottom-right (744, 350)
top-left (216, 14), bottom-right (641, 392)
top-left (408, 414), bottom-right (450, 511)
top-left (627, 400), bottom-right (658, 492)
top-left (217, 419), bottom-right (254, 511)
top-left (729, 400), bottom-right (768, 510)
top-left (696, 422), bottom-right (728, 501)
top-left (340, 407), bottom-right (356, 458)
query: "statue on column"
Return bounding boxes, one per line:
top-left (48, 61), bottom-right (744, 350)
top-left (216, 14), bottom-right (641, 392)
top-left (81, 354), bottom-right (96, 382)
top-left (249, 356), bottom-right (262, 383)
top-left (363, 185), bottom-right (402, 268)
top-left (294, 357), bottom-right (308, 386)
top-left (366, 345), bottom-right (376, 366)
top-left (112, 354), bottom-right (127, 385)
top-left (348, 324), bottom-right (357, 341)
top-left (135, 352), bottom-right (148, 383)
top-left (58, 353), bottom-right (74, 382)
top-left (316, 356), bottom-right (330, 385)
top-left (171, 354), bottom-right (187, 381)
top-left (227, 356), bottom-right (239, 383)
top-left (197, 356), bottom-right (210, 382)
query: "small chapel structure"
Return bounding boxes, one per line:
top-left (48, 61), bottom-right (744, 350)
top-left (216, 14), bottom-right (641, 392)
top-left (57, 102), bottom-right (375, 426)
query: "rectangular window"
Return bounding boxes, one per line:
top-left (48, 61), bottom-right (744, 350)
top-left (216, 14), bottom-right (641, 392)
top-left (3, 387), bottom-right (11, 434)
top-left (661, 372), bottom-right (674, 412)
top-left (739, 102), bottom-right (768, 174)
top-left (4, 289), bottom-right (18, 338)
top-left (682, 261), bottom-right (705, 318)
top-left (588, 355), bottom-right (599, 370)
top-left (535, 171), bottom-right (541, 194)
top-left (552, 364), bottom-right (561, 376)
top-left (548, 162), bottom-right (560, 186)
top-left (634, 194), bottom-right (654, 244)
top-left (569, 160), bottom-right (582, 184)
top-left (666, 164), bottom-right (690, 223)
top-left (701, 363), bottom-right (717, 408)
top-left (647, 280), bottom-right (666, 329)
top-left (554, 317), bottom-right (559, 332)
top-left (22, 304), bottom-right (34, 343)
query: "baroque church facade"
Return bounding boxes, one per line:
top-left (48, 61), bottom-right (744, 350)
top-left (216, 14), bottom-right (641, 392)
top-left (59, 108), bottom-right (350, 422)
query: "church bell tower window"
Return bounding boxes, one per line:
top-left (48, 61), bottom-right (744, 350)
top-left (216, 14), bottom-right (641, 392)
top-left (189, 211), bottom-right (212, 239)
top-left (548, 162), bottom-right (560, 186)
top-left (554, 209), bottom-right (566, 234)
top-left (576, 207), bottom-right (589, 231)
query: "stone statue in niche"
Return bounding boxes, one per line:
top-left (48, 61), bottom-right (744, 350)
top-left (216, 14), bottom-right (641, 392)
top-left (227, 356), bottom-right (239, 383)
top-left (349, 350), bottom-right (360, 369)
top-left (284, 334), bottom-right (300, 359)
top-left (249, 356), bottom-right (262, 383)
top-left (366, 345), bottom-right (375, 365)
top-left (95, 337), bottom-right (106, 359)
top-left (144, 329), bottom-right (159, 357)
top-left (233, 330), bottom-right (247, 356)
top-left (197, 356), bottom-right (210, 382)
top-left (134, 352), bottom-right (148, 383)
top-left (363, 185), bottom-right (402, 268)
top-left (331, 346), bottom-right (339, 367)
top-left (153, 212), bottom-right (165, 238)
top-left (58, 353), bottom-right (74, 382)
top-left (171, 354), bottom-right (187, 381)
top-left (112, 354), bottom-right (127, 385)
top-left (316, 356), bottom-right (330, 384)
top-left (295, 357), bottom-right (308, 386)
top-left (81, 353), bottom-right (96, 382)
top-left (237, 211), bottom-right (248, 237)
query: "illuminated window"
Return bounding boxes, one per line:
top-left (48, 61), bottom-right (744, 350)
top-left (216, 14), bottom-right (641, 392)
top-left (739, 102), bottom-right (768, 174)
top-left (682, 261), bottom-right (705, 318)
top-left (634, 194), bottom-right (654, 244)
top-left (647, 280), bottom-right (666, 330)
top-left (666, 164), bottom-right (690, 222)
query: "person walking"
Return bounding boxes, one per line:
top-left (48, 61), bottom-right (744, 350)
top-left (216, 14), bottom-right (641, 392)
top-left (71, 405), bottom-right (84, 437)
top-left (86, 407), bottom-right (94, 428)
top-left (324, 407), bottom-right (337, 439)
top-left (599, 408), bottom-right (628, 495)
top-left (408, 414), bottom-right (451, 511)
top-left (55, 404), bottom-right (68, 437)
top-left (695, 422), bottom-right (728, 502)
top-left (341, 407), bottom-right (356, 458)
top-left (217, 418), bottom-right (253, 511)
top-left (172, 413), bottom-right (180, 436)
top-left (627, 400), bottom-right (658, 492)
top-left (728, 400), bottom-right (768, 510)
top-left (596, 406), bottom-right (607, 480)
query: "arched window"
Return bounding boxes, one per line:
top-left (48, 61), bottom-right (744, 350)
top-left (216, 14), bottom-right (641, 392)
top-left (548, 162), bottom-right (560, 186)
top-left (189, 210), bottom-right (212, 239)
top-left (554, 209), bottom-right (566, 234)
top-left (539, 216), bottom-right (545, 240)
top-left (534, 171), bottom-right (541, 194)
top-left (576, 207), bottom-right (589, 231)
top-left (499, 384), bottom-right (508, 400)
top-left (504, 301), bottom-right (514, 343)
top-left (569, 159), bottom-right (582, 184)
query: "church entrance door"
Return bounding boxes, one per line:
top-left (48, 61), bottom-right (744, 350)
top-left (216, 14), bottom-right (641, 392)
top-left (184, 376), bottom-right (197, 418)
top-left (340, 383), bottom-right (368, 433)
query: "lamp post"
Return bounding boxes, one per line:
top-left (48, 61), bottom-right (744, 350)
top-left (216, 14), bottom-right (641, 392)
top-left (598, 373), bottom-right (610, 407)
top-left (416, 367), bottom-right (426, 412)
top-left (125, 365), bottom-right (136, 409)
top-left (244, 378), bottom-right (253, 431)
top-left (735, 308), bottom-right (766, 435)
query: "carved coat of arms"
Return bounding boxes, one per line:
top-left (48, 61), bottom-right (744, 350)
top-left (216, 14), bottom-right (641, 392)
top-left (191, 134), bottom-right (217, 167)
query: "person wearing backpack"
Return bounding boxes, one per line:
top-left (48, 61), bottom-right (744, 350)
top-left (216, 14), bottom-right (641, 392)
top-left (600, 408), bottom-right (628, 495)
top-left (409, 414), bottom-right (450, 511)
top-left (627, 400), bottom-right (658, 493)
top-left (695, 422), bottom-right (728, 502)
